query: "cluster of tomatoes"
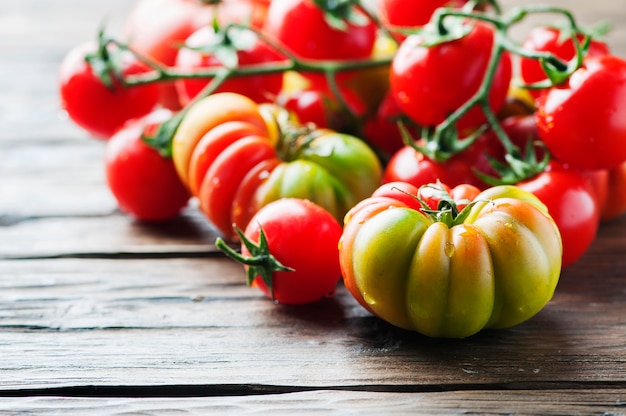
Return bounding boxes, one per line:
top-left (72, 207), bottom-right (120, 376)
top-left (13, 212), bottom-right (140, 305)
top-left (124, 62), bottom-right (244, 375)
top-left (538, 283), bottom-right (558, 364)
top-left (58, 0), bottom-right (626, 337)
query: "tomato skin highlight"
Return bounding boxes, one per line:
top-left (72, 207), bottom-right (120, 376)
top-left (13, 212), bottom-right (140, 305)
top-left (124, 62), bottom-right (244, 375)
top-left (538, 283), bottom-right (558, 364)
top-left (105, 110), bottom-right (190, 222)
top-left (241, 198), bottom-right (344, 305)
top-left (340, 183), bottom-right (562, 338)
top-left (58, 42), bottom-right (160, 140)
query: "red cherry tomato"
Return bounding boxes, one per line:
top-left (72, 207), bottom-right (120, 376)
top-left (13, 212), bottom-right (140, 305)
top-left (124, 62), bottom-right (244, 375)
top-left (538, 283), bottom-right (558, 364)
top-left (519, 26), bottom-right (610, 99)
top-left (59, 41), bottom-right (160, 140)
top-left (390, 21), bottom-right (512, 132)
top-left (383, 139), bottom-right (489, 190)
top-left (174, 26), bottom-right (285, 106)
top-left (378, 0), bottom-right (467, 41)
top-left (517, 161), bottom-right (600, 268)
top-left (123, 0), bottom-right (271, 110)
top-left (105, 110), bottom-right (191, 222)
top-left (263, 0), bottom-right (377, 61)
top-left (219, 198), bottom-right (343, 305)
top-left (536, 55), bottom-right (626, 171)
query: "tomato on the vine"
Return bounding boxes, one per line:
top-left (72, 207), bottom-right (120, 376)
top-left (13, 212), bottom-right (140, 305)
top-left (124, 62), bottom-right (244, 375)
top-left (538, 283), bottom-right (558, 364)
top-left (516, 161), bottom-right (599, 268)
top-left (123, 0), bottom-right (271, 110)
top-left (105, 110), bottom-right (191, 222)
top-left (174, 25), bottom-right (285, 106)
top-left (217, 198), bottom-right (343, 304)
top-left (390, 20), bottom-right (512, 132)
top-left (58, 41), bottom-right (160, 139)
top-left (536, 54), bottom-right (626, 171)
top-left (378, 0), bottom-right (467, 41)
top-left (383, 138), bottom-right (491, 190)
top-left (519, 25), bottom-right (610, 99)
top-left (263, 0), bottom-right (377, 61)
top-left (587, 161), bottom-right (626, 222)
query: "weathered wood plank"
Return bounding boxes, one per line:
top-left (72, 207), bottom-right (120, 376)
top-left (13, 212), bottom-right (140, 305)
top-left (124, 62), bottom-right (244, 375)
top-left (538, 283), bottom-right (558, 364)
top-left (0, 390), bottom-right (625, 416)
top-left (0, 220), bottom-right (625, 391)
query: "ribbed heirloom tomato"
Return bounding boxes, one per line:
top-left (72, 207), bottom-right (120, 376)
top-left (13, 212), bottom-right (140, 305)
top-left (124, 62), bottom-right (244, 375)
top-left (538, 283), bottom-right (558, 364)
top-left (171, 92), bottom-right (383, 240)
top-left (339, 182), bottom-right (562, 338)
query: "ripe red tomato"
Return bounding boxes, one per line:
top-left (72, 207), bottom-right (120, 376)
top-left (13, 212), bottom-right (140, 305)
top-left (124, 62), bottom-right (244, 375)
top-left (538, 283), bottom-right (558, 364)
top-left (219, 198), bottom-right (343, 304)
top-left (536, 55), bottom-right (626, 171)
top-left (378, 0), bottom-right (467, 41)
top-left (279, 84), bottom-right (366, 132)
top-left (587, 161), bottom-right (626, 222)
top-left (105, 110), bottom-right (191, 222)
top-left (516, 161), bottom-right (600, 268)
top-left (390, 21), bottom-right (512, 132)
top-left (383, 138), bottom-right (490, 190)
top-left (123, 0), bottom-right (271, 110)
top-left (263, 0), bottom-right (377, 61)
top-left (174, 26), bottom-right (285, 106)
top-left (58, 41), bottom-right (160, 140)
top-left (519, 26), bottom-right (610, 99)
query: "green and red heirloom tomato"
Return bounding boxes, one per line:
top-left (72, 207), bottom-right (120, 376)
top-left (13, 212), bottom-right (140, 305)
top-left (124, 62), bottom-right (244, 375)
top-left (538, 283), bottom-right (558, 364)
top-left (390, 20), bottom-right (512, 132)
top-left (217, 198), bottom-right (343, 304)
top-left (105, 110), bottom-right (191, 221)
top-left (58, 41), bottom-right (160, 140)
top-left (535, 55), bottom-right (626, 171)
top-left (339, 182), bottom-right (562, 338)
top-left (172, 92), bottom-right (383, 240)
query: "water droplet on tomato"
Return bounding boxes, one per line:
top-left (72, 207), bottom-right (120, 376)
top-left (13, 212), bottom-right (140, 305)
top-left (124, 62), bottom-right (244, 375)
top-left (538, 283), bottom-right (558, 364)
top-left (363, 293), bottom-right (376, 306)
top-left (444, 242), bottom-right (455, 258)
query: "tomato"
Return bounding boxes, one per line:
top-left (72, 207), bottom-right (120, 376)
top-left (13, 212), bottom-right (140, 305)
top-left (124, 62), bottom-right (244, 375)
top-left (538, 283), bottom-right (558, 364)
top-left (58, 41), bottom-right (160, 140)
top-left (174, 26), bottom-right (285, 106)
top-left (361, 90), bottom-right (407, 158)
top-left (378, 0), bottom-right (467, 41)
top-left (390, 20), bottom-right (512, 132)
top-left (263, 0), bottom-right (377, 61)
top-left (536, 55), bottom-right (626, 171)
top-left (516, 161), bottom-right (599, 268)
top-left (105, 110), bottom-right (191, 221)
top-left (198, 126), bottom-right (383, 240)
top-left (278, 84), bottom-right (367, 133)
top-left (217, 198), bottom-right (343, 304)
top-left (383, 138), bottom-right (490, 190)
top-left (339, 182), bottom-right (562, 338)
top-left (123, 0), bottom-right (271, 110)
top-left (171, 92), bottom-right (269, 187)
top-left (174, 93), bottom-right (383, 240)
top-left (519, 26), bottom-right (610, 100)
top-left (586, 161), bottom-right (626, 222)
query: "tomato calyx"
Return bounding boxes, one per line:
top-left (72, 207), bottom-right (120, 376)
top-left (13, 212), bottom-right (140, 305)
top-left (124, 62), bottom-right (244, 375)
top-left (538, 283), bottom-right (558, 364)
top-left (416, 183), bottom-right (477, 227)
top-left (312, 0), bottom-right (370, 31)
top-left (216, 227), bottom-right (294, 299)
top-left (478, 137), bottom-right (550, 186)
top-left (83, 29), bottom-right (125, 90)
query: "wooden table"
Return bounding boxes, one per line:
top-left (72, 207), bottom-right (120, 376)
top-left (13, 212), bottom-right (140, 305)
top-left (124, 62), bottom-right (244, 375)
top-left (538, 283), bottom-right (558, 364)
top-left (2, 0), bottom-right (626, 414)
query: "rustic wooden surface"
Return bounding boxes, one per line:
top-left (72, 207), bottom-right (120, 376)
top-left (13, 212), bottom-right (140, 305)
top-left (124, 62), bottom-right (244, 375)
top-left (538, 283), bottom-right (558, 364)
top-left (2, 0), bottom-right (626, 414)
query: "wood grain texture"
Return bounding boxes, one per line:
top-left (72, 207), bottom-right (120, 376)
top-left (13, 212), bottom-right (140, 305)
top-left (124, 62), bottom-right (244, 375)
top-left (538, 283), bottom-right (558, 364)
top-left (2, 0), bottom-right (626, 414)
